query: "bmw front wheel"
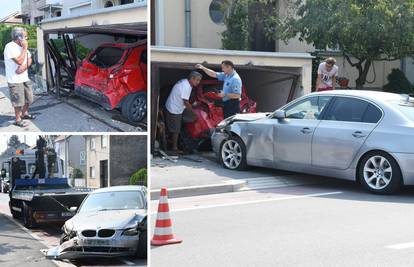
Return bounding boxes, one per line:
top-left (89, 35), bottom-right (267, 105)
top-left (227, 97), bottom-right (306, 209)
top-left (220, 136), bottom-right (247, 171)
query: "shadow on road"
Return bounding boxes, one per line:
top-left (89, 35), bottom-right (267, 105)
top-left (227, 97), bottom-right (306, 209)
top-left (159, 152), bottom-right (414, 205)
top-left (0, 242), bottom-right (31, 255)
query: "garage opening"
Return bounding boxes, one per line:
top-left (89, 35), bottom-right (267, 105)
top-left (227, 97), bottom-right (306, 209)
top-left (151, 61), bottom-right (304, 152)
top-left (43, 23), bottom-right (147, 125)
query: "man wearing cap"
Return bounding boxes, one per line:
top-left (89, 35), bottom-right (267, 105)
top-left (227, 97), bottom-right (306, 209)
top-left (196, 60), bottom-right (242, 118)
top-left (165, 71), bottom-right (202, 154)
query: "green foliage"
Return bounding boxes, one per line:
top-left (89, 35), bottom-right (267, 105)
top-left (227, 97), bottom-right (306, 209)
top-left (383, 69), bottom-right (414, 94)
top-left (8, 135), bottom-right (21, 148)
top-left (221, 0), bottom-right (280, 51)
top-left (0, 24), bottom-right (38, 58)
top-left (130, 168), bottom-right (147, 186)
top-left (72, 168), bottom-right (84, 179)
top-left (51, 39), bottom-right (92, 60)
top-left (281, 0), bottom-right (414, 88)
top-left (221, 0), bottom-right (249, 50)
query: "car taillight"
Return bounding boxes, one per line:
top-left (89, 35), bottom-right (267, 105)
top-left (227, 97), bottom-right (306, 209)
top-left (109, 65), bottom-right (124, 79)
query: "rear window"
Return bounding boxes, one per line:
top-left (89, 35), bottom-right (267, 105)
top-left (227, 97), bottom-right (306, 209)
top-left (393, 101), bottom-right (414, 121)
top-left (325, 97), bottom-right (368, 122)
top-left (89, 46), bottom-right (125, 68)
top-left (362, 104), bottom-right (383, 123)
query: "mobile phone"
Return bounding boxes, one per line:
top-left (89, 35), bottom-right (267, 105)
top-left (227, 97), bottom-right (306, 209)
top-left (17, 33), bottom-right (24, 41)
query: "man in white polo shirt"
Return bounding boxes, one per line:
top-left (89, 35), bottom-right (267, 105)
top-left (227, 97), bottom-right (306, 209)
top-left (4, 27), bottom-right (34, 127)
top-left (165, 71), bottom-right (202, 153)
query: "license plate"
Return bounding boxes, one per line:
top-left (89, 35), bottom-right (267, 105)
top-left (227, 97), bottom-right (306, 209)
top-left (83, 239), bottom-right (110, 246)
top-left (61, 212), bottom-right (73, 217)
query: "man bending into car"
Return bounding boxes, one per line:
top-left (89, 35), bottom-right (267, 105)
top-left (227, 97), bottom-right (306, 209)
top-left (165, 71), bottom-right (202, 154)
top-left (3, 27), bottom-right (35, 128)
top-left (196, 60), bottom-right (242, 118)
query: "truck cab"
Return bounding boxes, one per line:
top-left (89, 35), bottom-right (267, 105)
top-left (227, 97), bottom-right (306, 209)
top-left (6, 146), bottom-right (90, 228)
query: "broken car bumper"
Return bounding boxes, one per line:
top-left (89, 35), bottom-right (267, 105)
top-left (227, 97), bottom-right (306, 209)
top-left (46, 234), bottom-right (139, 260)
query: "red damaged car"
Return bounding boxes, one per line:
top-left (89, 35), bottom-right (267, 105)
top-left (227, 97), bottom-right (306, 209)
top-left (75, 42), bottom-right (147, 122)
top-left (180, 79), bottom-right (257, 150)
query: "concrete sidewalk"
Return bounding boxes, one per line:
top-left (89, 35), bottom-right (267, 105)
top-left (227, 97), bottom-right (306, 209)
top-left (151, 152), bottom-right (323, 199)
top-left (0, 214), bottom-right (56, 267)
top-left (0, 66), bottom-right (145, 132)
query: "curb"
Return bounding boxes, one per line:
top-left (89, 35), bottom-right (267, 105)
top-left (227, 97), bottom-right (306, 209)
top-left (150, 180), bottom-right (247, 200)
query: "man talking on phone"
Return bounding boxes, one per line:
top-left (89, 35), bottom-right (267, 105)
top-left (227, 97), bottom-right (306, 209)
top-left (3, 27), bottom-right (34, 127)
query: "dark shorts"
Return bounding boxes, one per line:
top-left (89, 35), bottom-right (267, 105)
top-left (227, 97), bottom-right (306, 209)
top-left (165, 110), bottom-right (183, 134)
top-left (8, 81), bottom-right (33, 107)
top-left (223, 99), bottom-right (240, 119)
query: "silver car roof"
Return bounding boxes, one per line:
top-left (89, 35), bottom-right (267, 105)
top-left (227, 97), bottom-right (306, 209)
top-left (312, 90), bottom-right (405, 104)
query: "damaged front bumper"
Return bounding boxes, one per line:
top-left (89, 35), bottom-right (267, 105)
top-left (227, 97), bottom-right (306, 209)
top-left (46, 233), bottom-right (139, 260)
top-left (211, 128), bottom-right (230, 155)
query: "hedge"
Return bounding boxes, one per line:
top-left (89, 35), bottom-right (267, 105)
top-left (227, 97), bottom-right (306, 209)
top-left (130, 168), bottom-right (147, 186)
top-left (0, 23), bottom-right (38, 59)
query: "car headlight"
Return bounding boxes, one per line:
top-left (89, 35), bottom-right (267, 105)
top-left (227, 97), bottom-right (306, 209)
top-left (122, 227), bottom-right (139, 236)
top-left (217, 120), bottom-right (227, 128)
top-left (217, 115), bottom-right (235, 128)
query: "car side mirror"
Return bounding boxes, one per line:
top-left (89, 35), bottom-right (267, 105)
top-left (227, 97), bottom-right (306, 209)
top-left (69, 206), bottom-right (78, 213)
top-left (273, 110), bottom-right (286, 119)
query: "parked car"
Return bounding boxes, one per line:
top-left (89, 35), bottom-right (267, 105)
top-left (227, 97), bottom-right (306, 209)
top-left (75, 42), bottom-right (147, 122)
top-left (47, 186), bottom-right (147, 260)
top-left (181, 80), bottom-right (256, 151)
top-left (212, 90), bottom-right (414, 194)
top-left (0, 168), bottom-right (9, 193)
top-left (1, 177), bottom-right (10, 193)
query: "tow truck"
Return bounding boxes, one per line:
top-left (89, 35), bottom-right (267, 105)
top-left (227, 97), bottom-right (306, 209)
top-left (2, 137), bottom-right (91, 228)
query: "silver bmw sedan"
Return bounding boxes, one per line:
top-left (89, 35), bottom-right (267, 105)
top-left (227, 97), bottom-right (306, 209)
top-left (211, 90), bottom-right (414, 194)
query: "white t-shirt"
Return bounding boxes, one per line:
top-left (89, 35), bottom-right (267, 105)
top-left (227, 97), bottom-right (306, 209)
top-left (165, 79), bottom-right (192, 114)
top-left (4, 41), bottom-right (31, 84)
top-left (317, 62), bottom-right (338, 88)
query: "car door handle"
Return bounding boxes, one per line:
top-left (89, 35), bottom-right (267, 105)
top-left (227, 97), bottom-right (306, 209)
top-left (300, 127), bottom-right (313, 134)
top-left (352, 131), bottom-right (366, 138)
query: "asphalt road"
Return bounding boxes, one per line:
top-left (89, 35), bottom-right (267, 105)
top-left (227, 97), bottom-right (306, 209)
top-left (0, 213), bottom-right (56, 267)
top-left (0, 193), bottom-right (147, 267)
top-left (150, 178), bottom-right (414, 267)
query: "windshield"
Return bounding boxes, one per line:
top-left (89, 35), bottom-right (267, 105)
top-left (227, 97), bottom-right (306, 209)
top-left (89, 46), bottom-right (125, 68)
top-left (392, 100), bottom-right (414, 121)
top-left (79, 191), bottom-right (144, 213)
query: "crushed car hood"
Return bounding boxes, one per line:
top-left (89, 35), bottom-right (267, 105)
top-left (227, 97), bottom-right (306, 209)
top-left (230, 113), bottom-right (270, 121)
top-left (67, 209), bottom-right (146, 230)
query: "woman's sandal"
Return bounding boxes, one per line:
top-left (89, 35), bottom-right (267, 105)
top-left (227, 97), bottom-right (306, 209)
top-left (21, 114), bottom-right (36, 120)
top-left (13, 120), bottom-right (28, 128)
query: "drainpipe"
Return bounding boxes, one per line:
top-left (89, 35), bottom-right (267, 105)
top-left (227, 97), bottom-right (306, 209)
top-left (185, 0), bottom-right (191, 47)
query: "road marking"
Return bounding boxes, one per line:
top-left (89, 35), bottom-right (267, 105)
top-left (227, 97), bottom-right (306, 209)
top-left (121, 259), bottom-right (137, 266)
top-left (387, 242), bottom-right (414, 249)
top-left (151, 191), bottom-right (343, 214)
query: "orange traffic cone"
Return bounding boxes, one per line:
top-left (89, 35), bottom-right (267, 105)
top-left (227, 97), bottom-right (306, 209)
top-left (151, 188), bottom-right (182, 246)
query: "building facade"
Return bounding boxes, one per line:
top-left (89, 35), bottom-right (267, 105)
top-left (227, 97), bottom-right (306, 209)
top-left (54, 135), bottom-right (86, 186)
top-left (20, 0), bottom-right (62, 25)
top-left (85, 135), bottom-right (147, 188)
top-left (151, 0), bottom-right (411, 89)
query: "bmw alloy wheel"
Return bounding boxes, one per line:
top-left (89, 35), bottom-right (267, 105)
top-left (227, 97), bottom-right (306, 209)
top-left (221, 140), bottom-right (242, 169)
top-left (363, 156), bottom-right (393, 190)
